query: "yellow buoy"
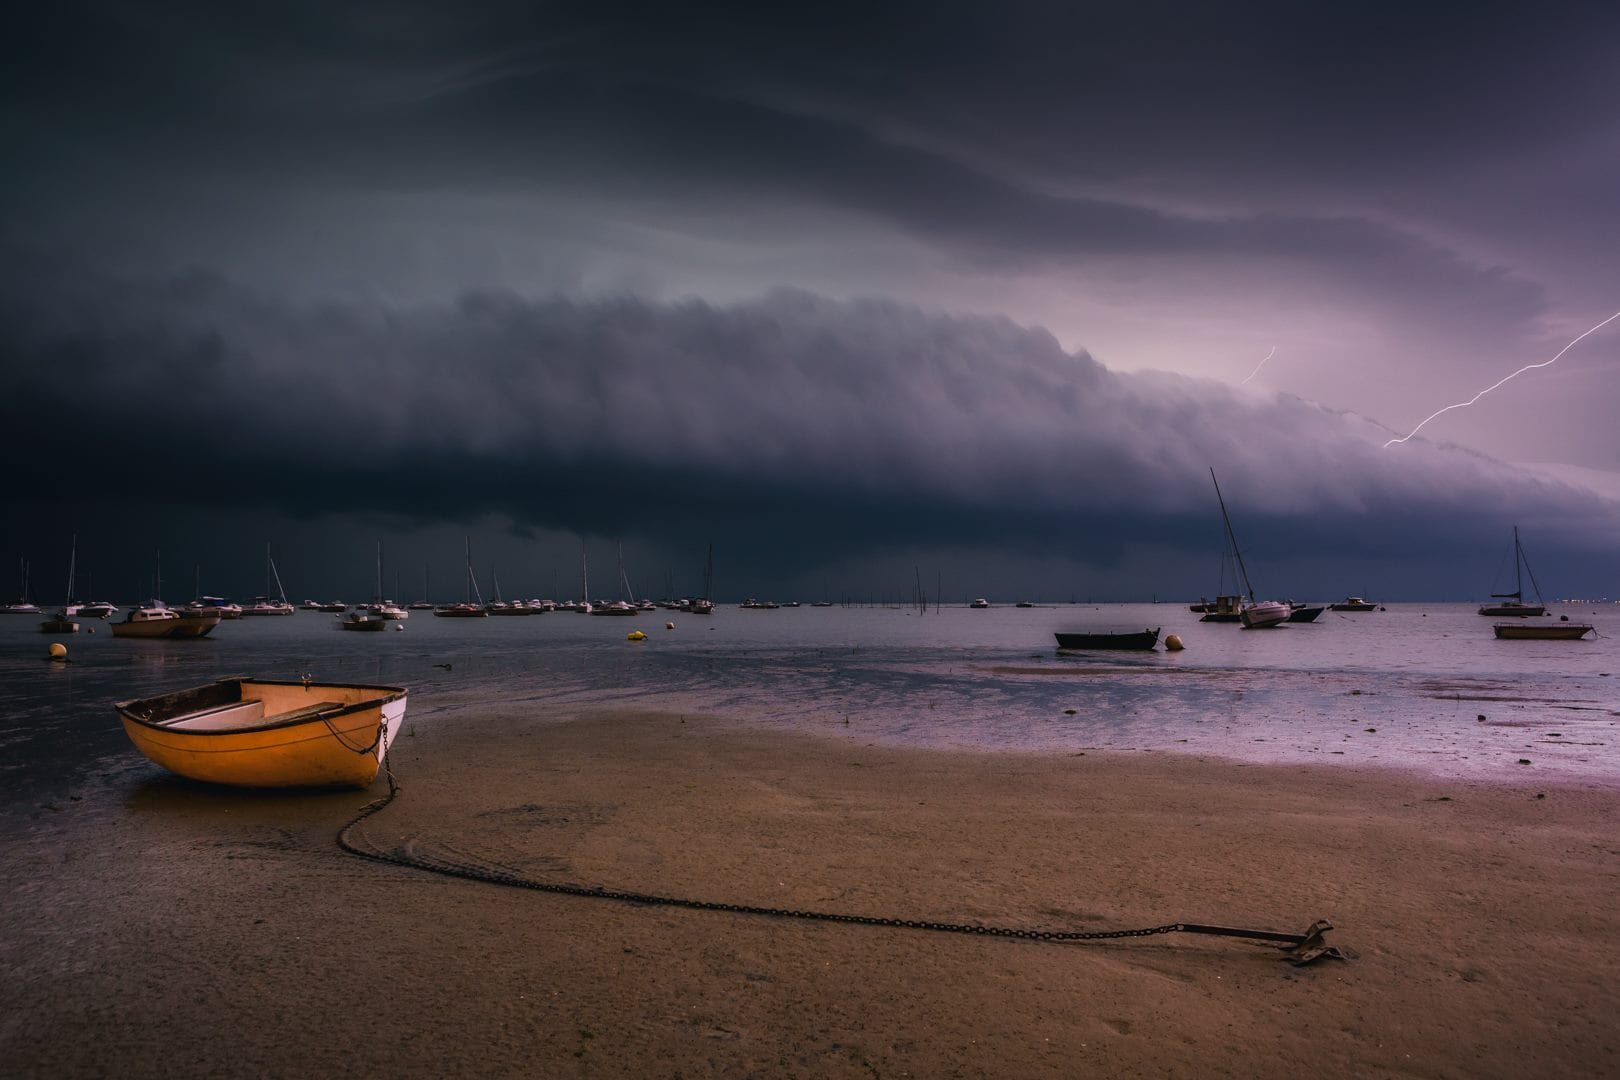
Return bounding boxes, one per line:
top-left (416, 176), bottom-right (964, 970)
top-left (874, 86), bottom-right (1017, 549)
top-left (627, 630), bottom-right (646, 641)
top-left (1164, 634), bottom-right (1184, 651)
top-left (48, 642), bottom-right (68, 660)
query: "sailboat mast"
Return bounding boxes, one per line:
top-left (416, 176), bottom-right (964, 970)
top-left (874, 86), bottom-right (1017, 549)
top-left (1210, 469), bottom-right (1258, 601)
top-left (1513, 526), bottom-right (1524, 600)
top-left (267, 543), bottom-right (288, 603)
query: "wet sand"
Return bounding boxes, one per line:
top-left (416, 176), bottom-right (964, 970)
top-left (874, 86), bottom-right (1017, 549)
top-left (2, 706), bottom-right (1618, 1078)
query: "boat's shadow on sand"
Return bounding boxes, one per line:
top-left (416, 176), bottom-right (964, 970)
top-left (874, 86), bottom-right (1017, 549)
top-left (122, 773), bottom-right (377, 822)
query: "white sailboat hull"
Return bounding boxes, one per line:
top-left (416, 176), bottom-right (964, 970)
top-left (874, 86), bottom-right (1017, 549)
top-left (1240, 600), bottom-right (1291, 629)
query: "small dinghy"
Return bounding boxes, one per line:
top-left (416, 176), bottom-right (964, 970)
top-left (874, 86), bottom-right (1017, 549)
top-left (1054, 628), bottom-right (1161, 651)
top-left (116, 677), bottom-right (408, 788)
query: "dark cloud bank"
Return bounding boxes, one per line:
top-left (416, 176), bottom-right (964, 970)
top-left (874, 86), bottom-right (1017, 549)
top-left (2, 256), bottom-right (1614, 601)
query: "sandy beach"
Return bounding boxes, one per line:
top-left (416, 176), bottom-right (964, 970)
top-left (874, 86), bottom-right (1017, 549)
top-left (3, 706), bottom-right (1617, 1078)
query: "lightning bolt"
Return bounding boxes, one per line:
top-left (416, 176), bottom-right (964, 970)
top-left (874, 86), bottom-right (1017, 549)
top-left (1384, 310), bottom-right (1620, 448)
top-left (1240, 346), bottom-right (1276, 385)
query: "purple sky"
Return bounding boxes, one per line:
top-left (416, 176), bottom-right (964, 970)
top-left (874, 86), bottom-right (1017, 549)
top-left (3, 1), bottom-right (1618, 600)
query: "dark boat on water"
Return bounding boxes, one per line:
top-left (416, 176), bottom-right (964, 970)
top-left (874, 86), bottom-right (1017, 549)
top-left (1198, 595), bottom-right (1244, 623)
top-left (1287, 603), bottom-right (1326, 623)
top-left (1493, 620), bottom-right (1592, 640)
top-left (1054, 628), bottom-right (1161, 651)
top-left (1329, 597), bottom-right (1378, 612)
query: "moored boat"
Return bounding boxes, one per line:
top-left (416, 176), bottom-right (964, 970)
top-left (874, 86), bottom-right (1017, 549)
top-left (969, 598), bottom-right (991, 609)
top-left (2, 558), bottom-right (41, 614)
top-left (433, 602), bottom-right (488, 618)
top-left (687, 544), bottom-right (716, 617)
top-left (1198, 595), bottom-right (1244, 623)
top-left (1240, 599), bottom-right (1291, 629)
top-left (1329, 597), bottom-right (1378, 612)
top-left (38, 536), bottom-right (81, 633)
top-left (1493, 621), bottom-right (1593, 640)
top-left (116, 677), bottom-right (408, 788)
top-left (1287, 603), bottom-right (1326, 623)
top-left (241, 596), bottom-right (296, 615)
top-left (111, 603), bottom-right (221, 639)
top-left (39, 612), bottom-right (79, 633)
top-left (1054, 628), bottom-right (1161, 651)
top-left (186, 596), bottom-right (243, 619)
top-left (364, 542), bottom-right (409, 618)
top-left (1478, 528), bottom-right (1548, 617)
top-left (436, 537), bottom-right (489, 617)
top-left (1208, 470), bottom-right (1289, 629)
top-left (241, 544), bottom-right (295, 614)
top-left (339, 610), bottom-right (390, 631)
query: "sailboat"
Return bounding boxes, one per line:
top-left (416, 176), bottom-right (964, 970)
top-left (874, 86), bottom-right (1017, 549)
top-left (1208, 469), bottom-right (1290, 629)
top-left (2, 558), bottom-right (41, 614)
top-left (1478, 528), bottom-right (1548, 617)
top-left (364, 542), bottom-right (408, 619)
top-left (688, 543), bottom-right (716, 615)
top-left (590, 543), bottom-right (639, 615)
top-left (1479, 529), bottom-right (1591, 639)
top-left (1196, 549), bottom-right (1244, 623)
top-left (112, 551), bottom-right (221, 638)
top-left (241, 544), bottom-right (295, 615)
top-left (569, 543), bottom-right (593, 614)
top-left (434, 538), bottom-right (489, 617)
top-left (186, 565), bottom-right (243, 619)
top-left (39, 536), bottom-right (81, 633)
top-left (408, 565), bottom-right (434, 610)
top-left (486, 566), bottom-right (530, 615)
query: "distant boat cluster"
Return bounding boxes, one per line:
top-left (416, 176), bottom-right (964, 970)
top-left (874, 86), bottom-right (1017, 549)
top-left (6, 510), bottom-right (1599, 644)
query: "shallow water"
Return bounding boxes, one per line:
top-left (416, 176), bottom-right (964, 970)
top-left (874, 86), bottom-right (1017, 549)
top-left (2, 601), bottom-right (1617, 809)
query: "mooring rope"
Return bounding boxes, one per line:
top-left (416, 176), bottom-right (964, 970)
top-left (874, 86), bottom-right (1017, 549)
top-left (336, 756), bottom-right (1345, 962)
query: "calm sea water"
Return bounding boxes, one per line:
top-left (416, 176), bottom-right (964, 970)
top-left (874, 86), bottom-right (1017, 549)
top-left (2, 601), bottom-right (1617, 809)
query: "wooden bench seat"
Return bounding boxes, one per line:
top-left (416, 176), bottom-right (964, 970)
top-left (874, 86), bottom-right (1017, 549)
top-left (157, 699), bottom-right (266, 731)
top-left (262, 701), bottom-right (346, 725)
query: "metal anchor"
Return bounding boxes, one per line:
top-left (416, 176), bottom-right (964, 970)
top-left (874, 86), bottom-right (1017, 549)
top-left (1178, 918), bottom-right (1353, 965)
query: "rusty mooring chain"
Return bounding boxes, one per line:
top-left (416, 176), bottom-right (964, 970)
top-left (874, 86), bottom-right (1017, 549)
top-left (339, 772), bottom-right (1350, 965)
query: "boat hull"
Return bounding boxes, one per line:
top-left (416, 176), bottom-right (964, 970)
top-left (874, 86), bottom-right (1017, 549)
top-left (111, 614), bottom-right (221, 638)
top-left (117, 678), bottom-right (407, 788)
top-left (1055, 628), bottom-right (1161, 650)
top-left (1240, 601), bottom-right (1291, 629)
top-left (1287, 605), bottom-right (1326, 623)
top-left (1493, 623), bottom-right (1592, 640)
top-left (433, 604), bottom-right (488, 617)
top-left (1479, 603), bottom-right (1547, 617)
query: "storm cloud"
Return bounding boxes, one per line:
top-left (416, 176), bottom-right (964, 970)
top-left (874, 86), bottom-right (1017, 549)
top-left (2, 255), bottom-right (1613, 599)
top-left (3, 3), bottom-right (1618, 599)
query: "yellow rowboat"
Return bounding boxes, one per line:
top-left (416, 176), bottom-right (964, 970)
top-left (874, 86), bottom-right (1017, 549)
top-left (116, 677), bottom-right (408, 789)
